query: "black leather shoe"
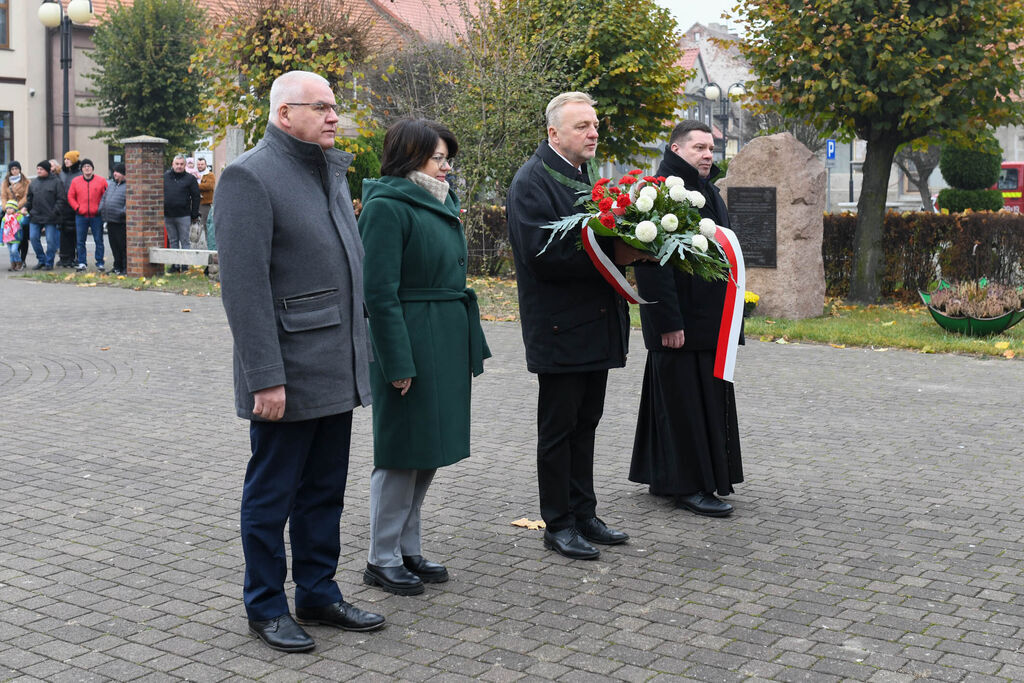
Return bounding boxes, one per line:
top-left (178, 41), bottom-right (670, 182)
top-left (676, 491), bottom-right (733, 517)
top-left (248, 614), bottom-right (315, 653)
top-left (403, 555), bottom-right (449, 583)
top-left (295, 601), bottom-right (385, 632)
top-left (363, 563), bottom-right (425, 595)
top-left (576, 517), bottom-right (629, 545)
top-left (543, 527), bottom-right (600, 560)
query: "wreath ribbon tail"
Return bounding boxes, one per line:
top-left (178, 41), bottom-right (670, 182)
top-left (581, 226), bottom-right (651, 305)
top-left (713, 226), bottom-right (745, 383)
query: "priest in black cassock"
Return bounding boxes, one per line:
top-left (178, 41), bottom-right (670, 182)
top-left (629, 120), bottom-right (744, 517)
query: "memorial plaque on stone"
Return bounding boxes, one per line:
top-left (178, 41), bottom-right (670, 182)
top-left (727, 186), bottom-right (777, 268)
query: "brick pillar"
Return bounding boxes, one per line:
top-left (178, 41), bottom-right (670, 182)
top-left (121, 135), bottom-right (168, 277)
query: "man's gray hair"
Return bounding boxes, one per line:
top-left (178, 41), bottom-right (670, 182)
top-left (173, 154), bottom-right (186, 162)
top-left (545, 91), bottom-right (597, 128)
top-left (269, 71), bottom-right (332, 124)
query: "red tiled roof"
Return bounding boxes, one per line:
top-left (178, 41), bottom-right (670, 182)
top-left (677, 47), bottom-right (700, 71)
top-left (86, 0), bottom-right (471, 42)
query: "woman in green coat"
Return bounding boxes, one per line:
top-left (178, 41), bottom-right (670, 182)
top-left (358, 119), bottom-right (490, 596)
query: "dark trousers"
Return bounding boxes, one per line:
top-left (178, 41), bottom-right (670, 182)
top-left (107, 221), bottom-right (126, 272)
top-left (242, 411), bottom-right (352, 621)
top-left (58, 221), bottom-right (76, 263)
top-left (536, 370), bottom-right (608, 531)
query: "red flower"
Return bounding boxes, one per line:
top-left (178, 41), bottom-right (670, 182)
top-left (598, 197), bottom-right (614, 212)
top-left (619, 176), bottom-right (637, 185)
top-left (616, 194), bottom-right (632, 208)
top-left (608, 186), bottom-right (621, 195)
top-left (656, 176), bottom-right (666, 182)
top-left (629, 169), bottom-right (643, 175)
top-left (595, 178), bottom-right (611, 186)
top-left (599, 212), bottom-right (616, 229)
top-left (643, 176), bottom-right (658, 183)
top-left (591, 187), bottom-right (605, 201)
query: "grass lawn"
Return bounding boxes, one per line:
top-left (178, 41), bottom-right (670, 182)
top-left (22, 271), bottom-right (1022, 359)
top-left (21, 267), bottom-right (221, 297)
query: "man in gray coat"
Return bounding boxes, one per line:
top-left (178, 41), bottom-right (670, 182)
top-left (216, 70), bottom-right (384, 653)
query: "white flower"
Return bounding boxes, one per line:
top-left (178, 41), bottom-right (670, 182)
top-left (635, 220), bottom-right (658, 243)
top-left (691, 234), bottom-right (709, 252)
top-left (664, 175), bottom-right (683, 188)
top-left (699, 218), bottom-right (718, 239)
top-left (669, 184), bottom-right (689, 202)
top-left (639, 185), bottom-right (658, 200)
top-left (660, 213), bottom-right (678, 232)
top-left (687, 190), bottom-right (706, 208)
top-left (635, 195), bottom-right (654, 212)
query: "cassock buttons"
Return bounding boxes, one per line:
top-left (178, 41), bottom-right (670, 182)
top-left (458, 257), bottom-right (465, 266)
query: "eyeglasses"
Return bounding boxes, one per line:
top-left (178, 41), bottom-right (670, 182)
top-left (285, 102), bottom-right (340, 115)
top-left (430, 154), bottom-right (455, 169)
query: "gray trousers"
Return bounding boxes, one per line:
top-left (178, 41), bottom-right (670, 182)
top-left (367, 467), bottom-right (436, 567)
top-left (164, 215), bottom-right (191, 250)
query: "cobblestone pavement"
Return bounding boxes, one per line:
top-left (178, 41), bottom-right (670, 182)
top-left (2, 271), bottom-right (1024, 682)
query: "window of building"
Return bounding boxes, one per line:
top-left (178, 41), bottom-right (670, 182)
top-left (0, 112), bottom-right (12, 172)
top-left (0, 1), bottom-right (8, 48)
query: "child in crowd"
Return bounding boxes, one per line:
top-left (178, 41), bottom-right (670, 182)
top-left (3, 200), bottom-right (24, 271)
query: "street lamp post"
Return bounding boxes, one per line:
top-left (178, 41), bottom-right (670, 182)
top-left (37, 0), bottom-right (95, 156)
top-left (702, 82), bottom-right (746, 160)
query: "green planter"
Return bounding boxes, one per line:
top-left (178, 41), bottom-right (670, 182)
top-left (919, 288), bottom-right (1024, 336)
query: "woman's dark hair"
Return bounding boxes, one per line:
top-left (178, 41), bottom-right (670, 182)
top-left (380, 118), bottom-right (458, 178)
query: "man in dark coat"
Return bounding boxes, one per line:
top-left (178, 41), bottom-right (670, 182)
top-left (507, 91), bottom-right (634, 561)
top-left (629, 120), bottom-right (744, 517)
top-left (216, 70), bottom-right (384, 653)
top-left (57, 151), bottom-right (81, 268)
top-left (25, 161), bottom-right (65, 270)
top-left (163, 155), bottom-right (200, 273)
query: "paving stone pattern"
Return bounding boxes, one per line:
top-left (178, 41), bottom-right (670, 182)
top-left (2, 271), bottom-right (1024, 682)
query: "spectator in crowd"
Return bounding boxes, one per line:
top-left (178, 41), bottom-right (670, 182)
top-left (68, 158), bottom-right (108, 272)
top-left (2, 161), bottom-right (30, 265)
top-left (3, 200), bottom-right (24, 271)
top-left (163, 154), bottom-right (200, 273)
top-left (25, 161), bottom-right (64, 270)
top-left (99, 162), bottom-right (128, 275)
top-left (57, 151), bottom-right (82, 268)
top-left (195, 157), bottom-right (215, 248)
top-left (185, 157), bottom-right (201, 179)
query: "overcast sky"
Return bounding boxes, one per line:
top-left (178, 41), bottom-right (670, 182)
top-left (654, 0), bottom-right (740, 33)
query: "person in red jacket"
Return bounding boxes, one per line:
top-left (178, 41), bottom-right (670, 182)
top-left (67, 158), bottom-right (108, 271)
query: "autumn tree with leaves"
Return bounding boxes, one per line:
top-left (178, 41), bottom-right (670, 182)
top-left (737, 0), bottom-right (1024, 302)
top-left (505, 0), bottom-right (688, 162)
top-left (191, 0), bottom-right (377, 150)
top-left (87, 0), bottom-right (206, 154)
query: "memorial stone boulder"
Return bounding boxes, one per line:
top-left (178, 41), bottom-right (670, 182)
top-left (717, 133), bottom-right (826, 319)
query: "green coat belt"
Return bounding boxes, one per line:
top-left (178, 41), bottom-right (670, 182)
top-left (398, 287), bottom-right (487, 377)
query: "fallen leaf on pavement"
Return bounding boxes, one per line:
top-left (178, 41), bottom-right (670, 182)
top-left (99, 347), bottom-right (110, 351)
top-left (829, 344), bottom-right (846, 349)
top-left (181, 308), bottom-right (191, 313)
top-left (1005, 350), bottom-right (1016, 359)
top-left (511, 518), bottom-right (546, 530)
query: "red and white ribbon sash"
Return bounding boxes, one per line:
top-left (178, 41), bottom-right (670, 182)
top-left (713, 226), bottom-right (745, 383)
top-left (581, 225), bottom-right (651, 305)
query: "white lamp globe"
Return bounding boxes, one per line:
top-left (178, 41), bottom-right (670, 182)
top-left (38, 1), bottom-right (63, 28)
top-left (67, 0), bottom-right (95, 24)
top-left (703, 83), bottom-right (721, 101)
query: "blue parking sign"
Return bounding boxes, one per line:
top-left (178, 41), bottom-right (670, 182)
top-left (826, 139), bottom-right (836, 160)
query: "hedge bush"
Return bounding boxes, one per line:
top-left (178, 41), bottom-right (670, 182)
top-left (939, 132), bottom-right (1002, 190)
top-left (936, 188), bottom-right (1004, 213)
top-left (824, 211), bottom-right (1024, 302)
